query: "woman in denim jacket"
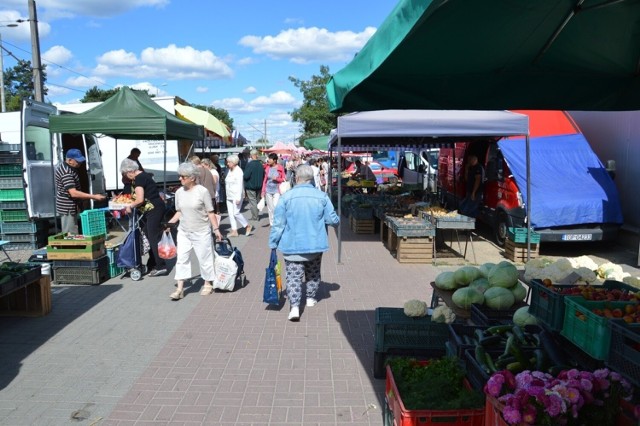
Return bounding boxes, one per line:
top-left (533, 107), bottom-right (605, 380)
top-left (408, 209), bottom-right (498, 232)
top-left (268, 164), bottom-right (340, 321)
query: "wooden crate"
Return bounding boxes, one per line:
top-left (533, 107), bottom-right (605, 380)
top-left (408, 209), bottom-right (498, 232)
top-left (504, 239), bottom-right (539, 262)
top-left (350, 217), bottom-right (375, 234)
top-left (47, 233), bottom-right (106, 260)
top-left (0, 275), bottom-right (51, 317)
top-left (387, 228), bottom-right (434, 263)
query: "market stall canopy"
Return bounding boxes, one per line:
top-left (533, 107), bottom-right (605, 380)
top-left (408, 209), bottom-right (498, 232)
top-left (174, 103), bottom-right (231, 141)
top-left (329, 110), bottom-right (530, 150)
top-left (303, 135), bottom-right (330, 151)
top-left (326, 0), bottom-right (640, 113)
top-left (262, 141), bottom-right (297, 155)
top-left (49, 87), bottom-right (204, 140)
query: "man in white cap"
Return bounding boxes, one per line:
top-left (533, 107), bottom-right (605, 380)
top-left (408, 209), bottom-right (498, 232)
top-left (54, 148), bottom-right (106, 234)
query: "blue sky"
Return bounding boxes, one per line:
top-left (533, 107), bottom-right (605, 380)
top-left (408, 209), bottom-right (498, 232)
top-left (0, 0), bottom-right (398, 144)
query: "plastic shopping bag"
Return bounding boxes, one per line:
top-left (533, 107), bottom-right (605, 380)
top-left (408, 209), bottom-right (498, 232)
top-left (278, 181), bottom-right (291, 194)
top-left (157, 231), bottom-right (177, 259)
top-left (212, 250), bottom-right (238, 291)
top-left (263, 249), bottom-right (280, 305)
top-left (275, 259), bottom-right (283, 293)
top-left (257, 197), bottom-right (266, 212)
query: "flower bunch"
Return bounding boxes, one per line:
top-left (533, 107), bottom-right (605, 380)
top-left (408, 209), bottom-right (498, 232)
top-left (485, 368), bottom-right (633, 425)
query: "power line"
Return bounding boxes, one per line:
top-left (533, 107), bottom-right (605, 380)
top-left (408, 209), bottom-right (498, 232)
top-left (1, 38), bottom-right (116, 92)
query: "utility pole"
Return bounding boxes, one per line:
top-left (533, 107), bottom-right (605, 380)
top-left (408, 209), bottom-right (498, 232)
top-left (28, 0), bottom-right (43, 102)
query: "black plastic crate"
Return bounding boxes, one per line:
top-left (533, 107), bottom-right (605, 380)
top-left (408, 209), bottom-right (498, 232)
top-left (53, 255), bottom-right (109, 269)
top-left (373, 307), bottom-right (449, 379)
top-left (606, 319), bottom-right (640, 388)
top-left (463, 349), bottom-right (491, 391)
top-left (53, 256), bottom-right (109, 285)
top-left (470, 303), bottom-right (526, 326)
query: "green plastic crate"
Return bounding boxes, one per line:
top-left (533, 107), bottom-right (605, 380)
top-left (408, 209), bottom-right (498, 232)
top-left (0, 177), bottom-right (24, 189)
top-left (606, 319), bottom-right (640, 388)
top-left (0, 188), bottom-right (25, 201)
top-left (79, 209), bottom-right (107, 237)
top-left (0, 164), bottom-right (23, 177)
top-left (508, 227), bottom-right (541, 243)
top-left (0, 209), bottom-right (29, 222)
top-left (561, 297), bottom-right (636, 360)
top-left (109, 263), bottom-right (124, 278)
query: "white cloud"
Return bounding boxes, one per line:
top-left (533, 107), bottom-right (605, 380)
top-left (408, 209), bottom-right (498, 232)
top-left (243, 86), bottom-right (257, 94)
top-left (0, 10), bottom-right (50, 42)
top-left (250, 91), bottom-right (297, 107)
top-left (196, 86), bottom-right (209, 93)
top-left (211, 97), bottom-right (260, 114)
top-left (239, 26), bottom-right (376, 64)
top-left (93, 44), bottom-right (233, 80)
top-left (236, 57), bottom-right (257, 66)
top-left (64, 75), bottom-right (106, 88)
top-left (46, 85), bottom-right (72, 98)
top-left (42, 45), bottom-right (73, 64)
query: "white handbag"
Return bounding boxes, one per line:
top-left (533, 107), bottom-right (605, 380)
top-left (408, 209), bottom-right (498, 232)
top-left (257, 198), bottom-right (266, 212)
top-left (279, 181), bottom-right (291, 194)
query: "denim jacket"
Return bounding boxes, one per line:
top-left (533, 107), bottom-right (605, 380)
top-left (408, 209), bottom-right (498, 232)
top-left (268, 183), bottom-right (340, 254)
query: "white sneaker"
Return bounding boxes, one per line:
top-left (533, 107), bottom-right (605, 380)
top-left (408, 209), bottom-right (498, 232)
top-left (288, 306), bottom-right (300, 321)
top-left (306, 298), bottom-right (317, 307)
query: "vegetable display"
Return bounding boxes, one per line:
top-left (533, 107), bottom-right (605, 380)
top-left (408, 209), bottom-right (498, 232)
top-left (432, 305), bottom-right (456, 324)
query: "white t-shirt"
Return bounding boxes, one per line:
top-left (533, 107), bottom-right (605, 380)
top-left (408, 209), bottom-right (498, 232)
top-left (175, 185), bottom-right (214, 233)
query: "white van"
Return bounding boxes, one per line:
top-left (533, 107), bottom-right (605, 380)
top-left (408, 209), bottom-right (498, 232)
top-left (399, 148), bottom-right (439, 192)
top-left (0, 100), bottom-right (105, 219)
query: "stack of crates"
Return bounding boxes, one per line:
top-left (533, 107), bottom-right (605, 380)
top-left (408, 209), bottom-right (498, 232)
top-left (81, 209), bottom-right (124, 279)
top-left (51, 209), bottom-right (110, 285)
top-left (0, 146), bottom-right (48, 250)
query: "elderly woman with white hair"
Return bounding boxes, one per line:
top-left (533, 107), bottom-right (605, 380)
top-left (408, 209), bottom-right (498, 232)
top-left (165, 162), bottom-right (223, 299)
top-left (269, 164), bottom-right (340, 321)
top-left (224, 154), bottom-right (252, 237)
top-left (120, 157), bottom-right (168, 277)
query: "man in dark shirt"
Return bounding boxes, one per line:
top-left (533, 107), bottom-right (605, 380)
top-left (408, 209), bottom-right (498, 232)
top-left (243, 149), bottom-right (265, 222)
top-left (459, 153), bottom-right (483, 217)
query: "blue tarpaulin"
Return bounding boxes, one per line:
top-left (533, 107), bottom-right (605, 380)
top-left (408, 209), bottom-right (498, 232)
top-left (498, 134), bottom-right (623, 229)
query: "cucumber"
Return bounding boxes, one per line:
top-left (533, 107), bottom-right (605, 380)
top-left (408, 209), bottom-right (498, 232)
top-left (479, 334), bottom-right (503, 347)
top-left (485, 352), bottom-right (497, 373)
top-left (475, 345), bottom-right (491, 374)
top-left (511, 325), bottom-right (526, 344)
top-left (506, 361), bottom-right (523, 372)
top-left (495, 355), bottom-right (517, 369)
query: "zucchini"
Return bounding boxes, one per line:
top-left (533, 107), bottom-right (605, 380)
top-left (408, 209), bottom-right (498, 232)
top-left (495, 355), bottom-right (517, 369)
top-left (485, 352), bottom-right (497, 373)
top-left (474, 328), bottom-right (486, 342)
top-left (508, 339), bottom-right (530, 369)
top-left (511, 325), bottom-right (526, 344)
top-left (506, 361), bottom-right (523, 372)
top-left (475, 345), bottom-right (491, 374)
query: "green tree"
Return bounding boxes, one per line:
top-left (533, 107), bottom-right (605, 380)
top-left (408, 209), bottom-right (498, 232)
top-left (81, 86), bottom-right (120, 103)
top-left (3, 59), bottom-right (48, 111)
top-left (288, 65), bottom-right (337, 142)
top-left (193, 104), bottom-right (234, 130)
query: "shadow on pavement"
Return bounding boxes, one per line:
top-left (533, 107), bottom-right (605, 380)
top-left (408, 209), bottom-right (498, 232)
top-left (0, 284), bottom-right (122, 391)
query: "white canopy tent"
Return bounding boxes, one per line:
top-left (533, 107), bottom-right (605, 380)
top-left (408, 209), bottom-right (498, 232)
top-left (329, 110), bottom-right (530, 262)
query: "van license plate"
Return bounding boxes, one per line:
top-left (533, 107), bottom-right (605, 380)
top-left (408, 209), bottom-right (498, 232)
top-left (561, 234), bottom-right (592, 241)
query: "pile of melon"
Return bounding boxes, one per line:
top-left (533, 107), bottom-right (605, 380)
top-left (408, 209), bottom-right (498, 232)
top-left (434, 261), bottom-right (525, 310)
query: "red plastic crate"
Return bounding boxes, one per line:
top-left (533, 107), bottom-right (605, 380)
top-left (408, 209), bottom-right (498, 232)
top-left (484, 395), bottom-right (508, 426)
top-left (385, 363), bottom-right (485, 426)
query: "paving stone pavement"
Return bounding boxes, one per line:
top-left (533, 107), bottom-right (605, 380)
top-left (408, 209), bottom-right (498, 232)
top-left (1, 210), bottom-right (639, 425)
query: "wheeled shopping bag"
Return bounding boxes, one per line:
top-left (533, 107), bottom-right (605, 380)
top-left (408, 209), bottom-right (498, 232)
top-left (212, 238), bottom-right (246, 291)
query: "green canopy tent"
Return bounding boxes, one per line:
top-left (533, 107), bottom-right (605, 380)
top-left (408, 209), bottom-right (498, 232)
top-left (302, 135), bottom-right (330, 151)
top-left (327, 0), bottom-right (640, 113)
top-left (50, 87), bottom-right (205, 192)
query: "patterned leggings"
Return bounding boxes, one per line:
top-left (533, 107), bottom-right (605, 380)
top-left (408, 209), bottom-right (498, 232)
top-left (284, 256), bottom-right (322, 307)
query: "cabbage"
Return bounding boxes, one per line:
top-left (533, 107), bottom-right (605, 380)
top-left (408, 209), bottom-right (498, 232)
top-left (469, 278), bottom-right (490, 294)
top-left (434, 271), bottom-right (457, 290)
top-left (488, 261), bottom-right (519, 288)
top-left (483, 287), bottom-right (515, 310)
top-left (511, 281), bottom-right (527, 301)
top-left (513, 306), bottom-right (538, 327)
top-left (479, 262), bottom-right (495, 278)
top-left (451, 287), bottom-right (485, 309)
top-left (453, 266), bottom-right (481, 287)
